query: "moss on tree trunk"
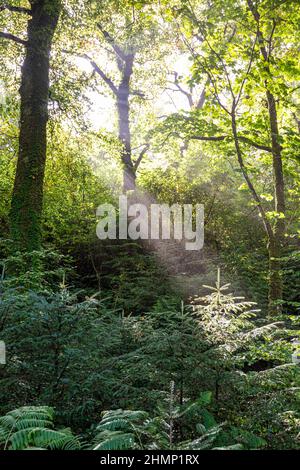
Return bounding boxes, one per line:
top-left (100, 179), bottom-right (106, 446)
top-left (9, 0), bottom-right (61, 251)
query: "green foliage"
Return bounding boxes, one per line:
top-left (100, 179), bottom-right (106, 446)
top-left (0, 267), bottom-right (299, 449)
top-left (0, 406), bottom-right (80, 450)
top-left (0, 0), bottom-right (299, 452)
top-left (91, 387), bottom-right (265, 450)
top-left (93, 409), bottom-right (148, 450)
top-left (0, 245), bottom-right (74, 291)
top-left (91, 394), bottom-right (223, 450)
top-left (74, 238), bottom-right (174, 314)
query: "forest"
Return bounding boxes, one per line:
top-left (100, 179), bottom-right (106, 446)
top-left (0, 0), bottom-right (299, 454)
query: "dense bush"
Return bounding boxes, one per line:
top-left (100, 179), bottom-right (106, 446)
top-left (1, 256), bottom-right (299, 449)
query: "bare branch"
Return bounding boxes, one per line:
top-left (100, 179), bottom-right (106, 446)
top-left (79, 53), bottom-right (118, 95)
top-left (131, 89), bottom-right (146, 99)
top-left (0, 3), bottom-right (31, 15)
top-left (195, 31), bottom-right (236, 102)
top-left (134, 143), bottom-right (150, 170)
top-left (172, 71), bottom-right (194, 108)
top-left (90, 60), bottom-right (118, 95)
top-left (190, 135), bottom-right (227, 142)
top-left (268, 19), bottom-right (277, 59)
top-left (0, 31), bottom-right (27, 46)
top-left (97, 23), bottom-right (127, 62)
top-left (247, 0), bottom-right (269, 62)
top-left (190, 133), bottom-right (272, 151)
top-left (235, 33), bottom-right (258, 107)
top-left (196, 79), bottom-right (209, 109)
top-left (180, 33), bottom-right (231, 115)
top-left (238, 136), bottom-right (272, 152)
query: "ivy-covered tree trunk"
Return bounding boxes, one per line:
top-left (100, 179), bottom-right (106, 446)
top-left (9, 0), bottom-right (61, 251)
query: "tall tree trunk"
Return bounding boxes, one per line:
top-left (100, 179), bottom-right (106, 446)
top-left (90, 27), bottom-right (141, 192)
top-left (9, 0), bottom-right (61, 251)
top-left (268, 237), bottom-right (283, 313)
top-left (116, 53), bottom-right (135, 192)
top-left (231, 110), bottom-right (283, 315)
top-left (247, 0), bottom-right (285, 314)
top-left (266, 90), bottom-right (285, 314)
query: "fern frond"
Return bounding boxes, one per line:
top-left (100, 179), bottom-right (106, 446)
top-left (179, 424), bottom-right (223, 450)
top-left (15, 419), bottom-right (53, 430)
top-left (93, 431), bottom-right (135, 450)
top-left (100, 410), bottom-right (148, 424)
top-left (213, 444), bottom-right (244, 450)
top-left (0, 406), bottom-right (80, 450)
top-left (97, 419), bottom-right (133, 432)
top-left (31, 429), bottom-right (81, 450)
